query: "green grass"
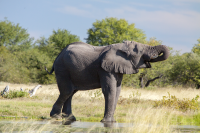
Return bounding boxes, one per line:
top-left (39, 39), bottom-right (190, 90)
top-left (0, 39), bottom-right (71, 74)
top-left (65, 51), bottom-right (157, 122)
top-left (170, 113), bottom-right (200, 126)
top-left (0, 100), bottom-right (52, 120)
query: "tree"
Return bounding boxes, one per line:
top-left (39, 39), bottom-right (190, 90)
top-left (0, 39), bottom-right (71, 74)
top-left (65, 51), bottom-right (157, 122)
top-left (168, 53), bottom-right (200, 88)
top-left (36, 29), bottom-right (81, 59)
top-left (86, 17), bottom-right (146, 46)
top-left (0, 19), bottom-right (81, 84)
top-left (167, 38), bottom-right (200, 89)
top-left (0, 19), bottom-right (33, 52)
top-left (49, 29), bottom-right (80, 51)
top-left (0, 45), bottom-right (29, 83)
top-left (17, 48), bottom-right (55, 84)
top-left (192, 38), bottom-right (200, 55)
top-left (0, 19), bottom-right (34, 83)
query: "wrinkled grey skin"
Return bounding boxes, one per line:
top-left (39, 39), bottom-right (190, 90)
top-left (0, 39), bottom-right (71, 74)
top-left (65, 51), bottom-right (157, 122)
top-left (47, 41), bottom-right (169, 123)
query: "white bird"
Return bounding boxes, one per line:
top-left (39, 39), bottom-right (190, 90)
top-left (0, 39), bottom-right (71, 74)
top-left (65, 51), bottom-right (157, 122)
top-left (20, 88), bottom-right (23, 91)
top-left (29, 85), bottom-right (42, 97)
top-left (1, 85), bottom-right (9, 96)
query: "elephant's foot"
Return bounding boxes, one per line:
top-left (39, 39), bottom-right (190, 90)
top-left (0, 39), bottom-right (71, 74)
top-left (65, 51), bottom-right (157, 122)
top-left (62, 113), bottom-right (76, 125)
top-left (100, 117), bottom-right (116, 123)
top-left (50, 109), bottom-right (62, 120)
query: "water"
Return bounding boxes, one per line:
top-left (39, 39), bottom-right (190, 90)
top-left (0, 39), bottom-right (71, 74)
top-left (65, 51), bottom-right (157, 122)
top-left (0, 120), bottom-right (134, 128)
top-left (1, 120), bottom-right (200, 132)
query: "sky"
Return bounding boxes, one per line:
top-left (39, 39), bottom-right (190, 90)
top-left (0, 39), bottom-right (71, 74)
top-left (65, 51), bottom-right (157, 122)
top-left (0, 0), bottom-right (200, 53)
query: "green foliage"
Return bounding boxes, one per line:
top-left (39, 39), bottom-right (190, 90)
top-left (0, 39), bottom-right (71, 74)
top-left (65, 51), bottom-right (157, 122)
top-left (17, 48), bottom-right (55, 84)
top-left (122, 74), bottom-right (140, 88)
top-left (171, 113), bottom-right (200, 126)
top-left (0, 45), bottom-right (55, 84)
top-left (35, 29), bottom-right (81, 61)
top-left (49, 29), bottom-right (80, 52)
top-left (192, 38), bottom-right (200, 55)
top-left (1, 90), bottom-right (29, 99)
top-left (34, 37), bottom-right (57, 60)
top-left (154, 92), bottom-right (199, 112)
top-left (147, 37), bottom-right (162, 46)
top-left (167, 53), bottom-right (200, 88)
top-left (0, 46), bottom-right (26, 83)
top-left (0, 19), bottom-right (36, 83)
top-left (86, 17), bottom-right (146, 46)
top-left (0, 19), bottom-right (81, 84)
top-left (0, 19), bottom-right (32, 51)
top-left (168, 38), bottom-right (200, 88)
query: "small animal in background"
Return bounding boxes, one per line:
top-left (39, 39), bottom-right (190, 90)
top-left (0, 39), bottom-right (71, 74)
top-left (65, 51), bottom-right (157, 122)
top-left (1, 85), bottom-right (9, 96)
top-left (29, 85), bottom-right (42, 97)
top-left (20, 88), bottom-right (23, 91)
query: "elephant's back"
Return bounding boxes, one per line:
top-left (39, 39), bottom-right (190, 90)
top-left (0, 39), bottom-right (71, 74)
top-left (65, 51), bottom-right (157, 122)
top-left (65, 44), bottom-right (102, 69)
top-left (67, 42), bottom-right (106, 52)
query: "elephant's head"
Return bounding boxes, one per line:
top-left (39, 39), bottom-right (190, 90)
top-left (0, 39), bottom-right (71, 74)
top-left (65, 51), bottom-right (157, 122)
top-left (101, 41), bottom-right (169, 74)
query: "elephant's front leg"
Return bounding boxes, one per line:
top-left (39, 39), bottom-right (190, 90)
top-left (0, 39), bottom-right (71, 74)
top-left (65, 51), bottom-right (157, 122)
top-left (113, 74), bottom-right (123, 117)
top-left (100, 73), bottom-right (117, 122)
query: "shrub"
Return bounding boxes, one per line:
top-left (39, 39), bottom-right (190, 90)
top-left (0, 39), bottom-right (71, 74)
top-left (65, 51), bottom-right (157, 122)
top-left (1, 90), bottom-right (29, 99)
top-left (154, 92), bottom-right (199, 112)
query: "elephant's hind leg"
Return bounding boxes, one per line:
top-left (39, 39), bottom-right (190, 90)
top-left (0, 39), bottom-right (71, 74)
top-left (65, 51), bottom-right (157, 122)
top-left (62, 90), bottom-right (77, 122)
top-left (50, 75), bottom-right (75, 119)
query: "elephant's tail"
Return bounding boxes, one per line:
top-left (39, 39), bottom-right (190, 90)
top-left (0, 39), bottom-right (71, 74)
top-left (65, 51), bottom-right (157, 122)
top-left (45, 66), bottom-right (54, 74)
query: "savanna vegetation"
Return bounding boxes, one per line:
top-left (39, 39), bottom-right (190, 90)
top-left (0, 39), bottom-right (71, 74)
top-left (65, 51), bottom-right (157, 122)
top-left (0, 17), bottom-right (200, 132)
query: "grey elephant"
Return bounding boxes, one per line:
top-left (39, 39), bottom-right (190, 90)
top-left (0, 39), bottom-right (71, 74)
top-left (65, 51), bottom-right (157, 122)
top-left (46, 41), bottom-right (169, 123)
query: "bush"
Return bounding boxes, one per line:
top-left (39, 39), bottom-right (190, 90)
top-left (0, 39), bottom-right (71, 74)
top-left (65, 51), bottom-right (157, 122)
top-left (1, 90), bottom-right (29, 99)
top-left (154, 92), bottom-right (199, 112)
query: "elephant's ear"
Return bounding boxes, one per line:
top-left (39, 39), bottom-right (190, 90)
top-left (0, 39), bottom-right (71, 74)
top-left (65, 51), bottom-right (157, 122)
top-left (101, 44), bottom-right (139, 74)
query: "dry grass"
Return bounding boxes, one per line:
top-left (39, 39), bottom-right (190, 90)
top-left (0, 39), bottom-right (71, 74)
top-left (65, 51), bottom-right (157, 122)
top-left (121, 86), bottom-right (200, 101)
top-left (123, 107), bottom-right (174, 133)
top-left (1, 82), bottom-right (199, 101)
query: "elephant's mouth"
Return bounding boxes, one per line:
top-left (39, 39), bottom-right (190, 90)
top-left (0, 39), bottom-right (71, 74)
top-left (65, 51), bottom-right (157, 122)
top-left (145, 61), bottom-right (151, 68)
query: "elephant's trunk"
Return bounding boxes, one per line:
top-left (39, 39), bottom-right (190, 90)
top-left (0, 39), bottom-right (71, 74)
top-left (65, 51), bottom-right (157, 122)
top-left (150, 45), bottom-right (170, 62)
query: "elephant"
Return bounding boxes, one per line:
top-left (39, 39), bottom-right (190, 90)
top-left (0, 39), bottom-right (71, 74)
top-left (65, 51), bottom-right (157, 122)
top-left (46, 41), bottom-right (169, 123)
